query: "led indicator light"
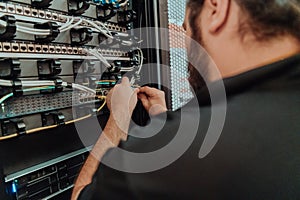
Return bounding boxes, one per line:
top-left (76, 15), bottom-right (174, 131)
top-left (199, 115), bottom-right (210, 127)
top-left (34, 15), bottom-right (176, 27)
top-left (11, 182), bottom-right (17, 193)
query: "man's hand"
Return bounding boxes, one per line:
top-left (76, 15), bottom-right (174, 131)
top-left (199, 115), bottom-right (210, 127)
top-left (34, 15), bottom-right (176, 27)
top-left (106, 77), bottom-right (139, 138)
top-left (138, 86), bottom-right (168, 116)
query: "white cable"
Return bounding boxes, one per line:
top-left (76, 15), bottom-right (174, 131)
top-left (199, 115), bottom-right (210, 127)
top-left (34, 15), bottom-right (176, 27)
top-left (121, 40), bottom-right (133, 46)
top-left (21, 80), bottom-right (56, 87)
top-left (60, 17), bottom-right (83, 32)
top-left (136, 48), bottom-right (144, 75)
top-left (0, 79), bottom-right (11, 87)
top-left (88, 49), bottom-right (111, 68)
top-left (119, 0), bottom-right (129, 7)
top-left (130, 49), bottom-right (144, 85)
top-left (0, 20), bottom-right (7, 27)
top-left (17, 27), bottom-right (51, 35)
top-left (72, 83), bottom-right (96, 94)
top-left (116, 32), bottom-right (129, 37)
top-left (18, 25), bottom-right (51, 33)
top-left (59, 17), bottom-right (74, 31)
top-left (19, 28), bottom-right (50, 33)
top-left (84, 19), bottom-right (113, 39)
top-left (94, 20), bottom-right (113, 37)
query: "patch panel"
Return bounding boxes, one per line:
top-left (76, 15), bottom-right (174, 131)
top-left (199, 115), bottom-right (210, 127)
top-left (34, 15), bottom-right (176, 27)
top-left (0, 2), bottom-right (128, 33)
top-left (0, 42), bottom-right (129, 57)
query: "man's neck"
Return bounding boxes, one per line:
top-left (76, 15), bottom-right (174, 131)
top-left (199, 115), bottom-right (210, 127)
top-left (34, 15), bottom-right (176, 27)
top-left (219, 35), bottom-right (300, 79)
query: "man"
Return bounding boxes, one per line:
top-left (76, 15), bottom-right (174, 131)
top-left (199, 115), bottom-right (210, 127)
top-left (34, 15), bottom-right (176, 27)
top-left (72, 0), bottom-right (300, 199)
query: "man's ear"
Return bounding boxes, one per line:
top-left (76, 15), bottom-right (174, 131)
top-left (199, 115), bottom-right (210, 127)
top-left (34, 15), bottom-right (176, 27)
top-left (207, 0), bottom-right (230, 33)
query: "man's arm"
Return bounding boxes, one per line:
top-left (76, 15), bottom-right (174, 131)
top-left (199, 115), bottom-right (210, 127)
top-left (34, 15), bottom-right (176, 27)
top-left (71, 77), bottom-right (138, 200)
top-left (71, 117), bottom-right (127, 199)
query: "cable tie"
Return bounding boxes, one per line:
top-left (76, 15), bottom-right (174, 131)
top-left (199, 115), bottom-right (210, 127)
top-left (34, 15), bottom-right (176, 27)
top-left (12, 79), bottom-right (23, 97)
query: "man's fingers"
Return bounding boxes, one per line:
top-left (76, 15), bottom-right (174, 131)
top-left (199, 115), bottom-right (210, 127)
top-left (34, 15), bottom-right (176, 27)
top-left (121, 77), bottom-right (130, 87)
top-left (138, 93), bottom-right (149, 104)
top-left (138, 93), bottom-right (147, 100)
top-left (139, 86), bottom-right (160, 97)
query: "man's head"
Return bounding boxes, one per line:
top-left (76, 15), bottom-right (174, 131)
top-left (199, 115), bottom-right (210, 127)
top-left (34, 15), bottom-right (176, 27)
top-left (185, 0), bottom-right (300, 88)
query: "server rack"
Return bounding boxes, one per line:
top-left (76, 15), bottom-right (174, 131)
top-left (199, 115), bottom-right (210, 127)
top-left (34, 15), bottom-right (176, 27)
top-left (0, 0), bottom-right (162, 199)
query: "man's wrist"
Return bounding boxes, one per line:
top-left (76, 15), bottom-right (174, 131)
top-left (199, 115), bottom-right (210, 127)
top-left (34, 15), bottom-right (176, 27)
top-left (105, 115), bottom-right (130, 145)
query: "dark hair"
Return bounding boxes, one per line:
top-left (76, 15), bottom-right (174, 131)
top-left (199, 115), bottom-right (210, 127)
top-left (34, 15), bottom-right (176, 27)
top-left (187, 0), bottom-right (300, 41)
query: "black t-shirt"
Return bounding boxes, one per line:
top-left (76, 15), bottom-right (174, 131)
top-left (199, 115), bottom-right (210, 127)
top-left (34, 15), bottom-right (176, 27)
top-left (79, 55), bottom-right (300, 199)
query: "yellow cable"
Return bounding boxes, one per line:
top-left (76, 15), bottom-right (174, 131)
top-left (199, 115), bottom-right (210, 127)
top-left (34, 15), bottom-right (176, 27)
top-left (26, 125), bottom-right (58, 134)
top-left (65, 114), bottom-right (92, 125)
top-left (0, 133), bottom-right (18, 141)
top-left (97, 80), bottom-right (116, 82)
top-left (97, 98), bottom-right (107, 112)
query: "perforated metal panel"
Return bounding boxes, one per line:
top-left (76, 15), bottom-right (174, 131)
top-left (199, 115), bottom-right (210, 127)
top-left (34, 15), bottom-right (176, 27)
top-left (0, 92), bottom-right (96, 119)
top-left (167, 0), bottom-right (193, 111)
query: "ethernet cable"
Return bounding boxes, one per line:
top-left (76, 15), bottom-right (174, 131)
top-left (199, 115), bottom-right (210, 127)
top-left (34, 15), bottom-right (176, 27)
top-left (59, 17), bottom-right (83, 33)
top-left (83, 18), bottom-right (113, 39)
top-left (118, 0), bottom-right (129, 7)
top-left (59, 17), bottom-right (74, 31)
top-left (87, 48), bottom-right (111, 68)
top-left (130, 48), bottom-right (144, 85)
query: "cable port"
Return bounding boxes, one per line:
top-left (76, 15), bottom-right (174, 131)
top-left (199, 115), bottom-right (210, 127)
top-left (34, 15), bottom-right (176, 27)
top-left (24, 7), bottom-right (32, 16)
top-left (39, 10), bottom-right (46, 18)
top-left (61, 46), bottom-right (67, 54)
top-left (7, 4), bottom-right (15, 13)
top-left (52, 13), bottom-right (58, 20)
top-left (12, 43), bottom-right (19, 52)
top-left (20, 43), bottom-right (27, 52)
top-left (55, 46), bottom-right (62, 54)
top-left (28, 44), bottom-right (34, 53)
top-left (3, 43), bottom-right (11, 52)
top-left (0, 3), bottom-right (7, 12)
top-left (31, 9), bottom-right (38, 17)
top-left (49, 46), bottom-right (55, 54)
top-left (45, 11), bottom-right (52, 19)
top-left (73, 48), bottom-right (78, 54)
top-left (35, 45), bottom-right (42, 53)
top-left (59, 15), bottom-right (66, 22)
top-left (67, 47), bottom-right (73, 54)
top-left (42, 45), bottom-right (49, 53)
top-left (16, 6), bottom-right (23, 15)
top-left (78, 48), bottom-right (83, 55)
